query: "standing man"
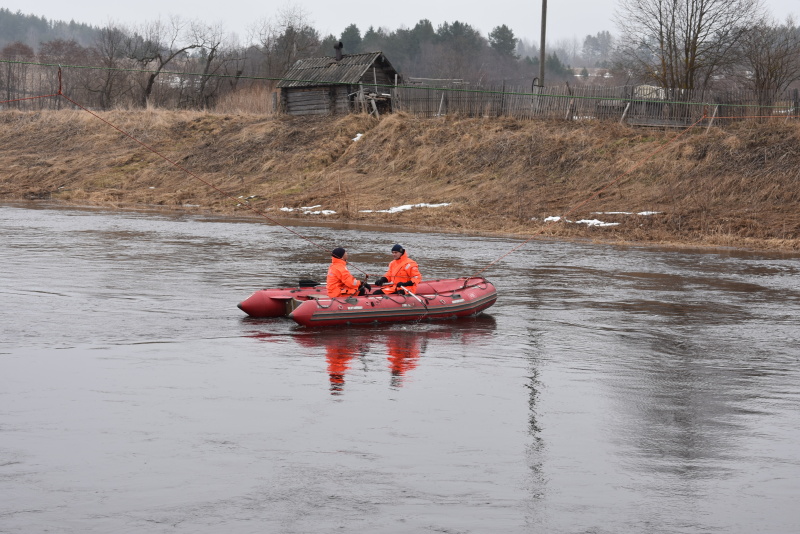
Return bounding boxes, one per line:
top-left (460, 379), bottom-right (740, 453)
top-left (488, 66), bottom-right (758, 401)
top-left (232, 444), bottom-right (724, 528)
top-left (327, 247), bottom-right (370, 297)
top-left (374, 244), bottom-right (421, 294)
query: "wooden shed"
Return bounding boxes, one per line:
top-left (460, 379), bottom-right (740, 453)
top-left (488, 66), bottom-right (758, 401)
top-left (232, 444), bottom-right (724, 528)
top-left (276, 51), bottom-right (400, 116)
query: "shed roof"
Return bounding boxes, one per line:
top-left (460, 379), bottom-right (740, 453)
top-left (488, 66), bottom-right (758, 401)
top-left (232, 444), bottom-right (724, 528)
top-left (276, 52), bottom-right (399, 89)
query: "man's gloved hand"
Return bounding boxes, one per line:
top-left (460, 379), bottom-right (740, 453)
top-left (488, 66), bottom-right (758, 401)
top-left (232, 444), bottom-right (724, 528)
top-left (375, 276), bottom-right (388, 286)
top-left (397, 281), bottom-right (412, 287)
top-left (361, 281), bottom-right (372, 291)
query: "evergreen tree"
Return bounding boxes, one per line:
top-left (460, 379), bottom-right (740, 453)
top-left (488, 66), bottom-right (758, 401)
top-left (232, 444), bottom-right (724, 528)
top-left (436, 21), bottom-right (485, 53)
top-left (361, 26), bottom-right (386, 52)
top-left (317, 34), bottom-right (340, 57)
top-left (489, 24), bottom-right (518, 59)
top-left (0, 8), bottom-right (100, 51)
top-left (340, 24), bottom-right (362, 54)
top-left (410, 19), bottom-right (436, 45)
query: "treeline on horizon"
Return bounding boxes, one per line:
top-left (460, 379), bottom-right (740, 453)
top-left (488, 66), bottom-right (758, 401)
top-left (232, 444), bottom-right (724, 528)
top-left (0, 7), bottom-right (612, 87)
top-left (0, 8), bottom-right (99, 49)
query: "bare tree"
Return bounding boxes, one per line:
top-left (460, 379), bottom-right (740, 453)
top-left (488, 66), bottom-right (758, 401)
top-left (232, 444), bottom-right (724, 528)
top-left (552, 37), bottom-right (582, 67)
top-left (190, 23), bottom-right (243, 109)
top-left (615, 0), bottom-right (763, 90)
top-left (89, 24), bottom-right (135, 109)
top-left (1, 42), bottom-right (35, 107)
top-left (126, 16), bottom-right (203, 107)
top-left (733, 17), bottom-right (800, 113)
top-left (252, 4), bottom-right (320, 78)
top-left (583, 31), bottom-right (614, 67)
top-left (39, 39), bottom-right (91, 106)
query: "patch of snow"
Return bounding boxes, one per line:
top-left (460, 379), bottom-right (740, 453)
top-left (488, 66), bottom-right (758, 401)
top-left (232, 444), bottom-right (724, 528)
top-left (353, 133), bottom-right (363, 142)
top-left (575, 219), bottom-right (620, 227)
top-left (281, 205), bottom-right (336, 215)
top-left (591, 210), bottom-right (661, 216)
top-left (540, 215), bottom-right (619, 227)
top-left (360, 202), bottom-right (450, 214)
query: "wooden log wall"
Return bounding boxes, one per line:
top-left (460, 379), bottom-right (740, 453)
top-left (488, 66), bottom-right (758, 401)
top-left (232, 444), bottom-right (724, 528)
top-left (281, 86), bottom-right (352, 116)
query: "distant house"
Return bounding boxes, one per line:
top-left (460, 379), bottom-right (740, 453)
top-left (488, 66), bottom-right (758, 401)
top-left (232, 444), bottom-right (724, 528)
top-left (571, 68), bottom-right (614, 81)
top-left (276, 48), bottom-right (401, 116)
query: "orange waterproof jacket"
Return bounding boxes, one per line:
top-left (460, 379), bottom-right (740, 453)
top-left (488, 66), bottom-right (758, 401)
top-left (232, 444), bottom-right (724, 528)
top-left (327, 257), bottom-right (361, 297)
top-left (380, 252), bottom-right (422, 294)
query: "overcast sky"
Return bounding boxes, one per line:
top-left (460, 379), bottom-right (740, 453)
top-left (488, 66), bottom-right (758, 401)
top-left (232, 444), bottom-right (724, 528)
top-left (6, 0), bottom-right (800, 45)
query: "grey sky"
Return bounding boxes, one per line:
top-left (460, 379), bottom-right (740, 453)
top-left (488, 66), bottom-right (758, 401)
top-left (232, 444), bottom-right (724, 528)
top-left (5, 0), bottom-right (800, 46)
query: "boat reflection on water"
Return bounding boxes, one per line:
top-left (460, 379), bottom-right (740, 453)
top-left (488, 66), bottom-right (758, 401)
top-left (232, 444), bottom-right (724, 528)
top-left (245, 315), bottom-right (497, 394)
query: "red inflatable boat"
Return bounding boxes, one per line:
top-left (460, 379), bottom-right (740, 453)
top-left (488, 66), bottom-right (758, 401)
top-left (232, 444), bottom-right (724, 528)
top-left (237, 277), bottom-right (497, 327)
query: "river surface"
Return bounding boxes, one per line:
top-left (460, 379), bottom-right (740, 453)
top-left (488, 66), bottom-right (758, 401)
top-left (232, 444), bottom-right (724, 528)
top-left (1, 203), bottom-right (799, 534)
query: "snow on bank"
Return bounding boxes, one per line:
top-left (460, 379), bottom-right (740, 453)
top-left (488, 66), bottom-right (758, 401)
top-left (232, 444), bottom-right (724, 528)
top-left (360, 203), bottom-right (451, 214)
top-left (540, 210), bottom-right (661, 227)
top-left (281, 205), bottom-right (336, 216)
top-left (592, 211), bottom-right (661, 216)
top-left (543, 216), bottom-right (619, 227)
top-left (576, 219), bottom-right (620, 227)
top-left (279, 202), bottom-right (451, 216)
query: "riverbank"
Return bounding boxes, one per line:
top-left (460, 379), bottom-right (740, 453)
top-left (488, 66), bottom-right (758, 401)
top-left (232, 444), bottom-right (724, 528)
top-left (2, 109), bottom-right (798, 251)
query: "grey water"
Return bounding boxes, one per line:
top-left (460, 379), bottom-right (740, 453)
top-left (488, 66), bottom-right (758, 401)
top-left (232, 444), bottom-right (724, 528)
top-left (1, 203), bottom-right (799, 534)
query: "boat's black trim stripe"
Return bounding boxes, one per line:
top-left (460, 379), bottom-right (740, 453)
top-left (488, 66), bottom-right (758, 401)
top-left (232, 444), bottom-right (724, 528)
top-left (304, 292), bottom-right (497, 323)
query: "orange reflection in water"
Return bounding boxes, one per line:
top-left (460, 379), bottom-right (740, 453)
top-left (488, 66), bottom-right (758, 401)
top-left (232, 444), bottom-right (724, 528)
top-left (386, 334), bottom-right (422, 388)
top-left (245, 316), bottom-right (496, 394)
top-left (322, 335), bottom-right (356, 395)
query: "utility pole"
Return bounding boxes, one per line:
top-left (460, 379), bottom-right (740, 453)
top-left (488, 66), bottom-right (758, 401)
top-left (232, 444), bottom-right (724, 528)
top-left (539, 0), bottom-right (547, 86)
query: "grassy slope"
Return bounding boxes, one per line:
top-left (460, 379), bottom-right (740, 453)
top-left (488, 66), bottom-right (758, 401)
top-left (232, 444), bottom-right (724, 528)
top-left (1, 109), bottom-right (798, 251)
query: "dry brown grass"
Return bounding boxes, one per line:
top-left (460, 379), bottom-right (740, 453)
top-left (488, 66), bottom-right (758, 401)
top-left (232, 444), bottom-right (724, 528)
top-left (1, 109), bottom-right (799, 252)
top-left (214, 85), bottom-right (278, 115)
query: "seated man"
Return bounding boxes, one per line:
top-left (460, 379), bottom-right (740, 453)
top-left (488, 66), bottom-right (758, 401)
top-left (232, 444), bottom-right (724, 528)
top-left (373, 244), bottom-right (421, 295)
top-left (326, 247), bottom-right (370, 297)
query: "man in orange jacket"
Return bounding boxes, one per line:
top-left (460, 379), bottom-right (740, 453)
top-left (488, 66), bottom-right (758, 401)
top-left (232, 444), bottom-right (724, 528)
top-left (326, 247), bottom-right (370, 297)
top-left (373, 244), bottom-right (422, 294)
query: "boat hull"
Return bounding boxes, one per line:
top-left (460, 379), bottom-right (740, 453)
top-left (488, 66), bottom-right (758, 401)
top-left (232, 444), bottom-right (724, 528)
top-left (287, 277), bottom-right (497, 327)
top-left (237, 286), bottom-right (328, 317)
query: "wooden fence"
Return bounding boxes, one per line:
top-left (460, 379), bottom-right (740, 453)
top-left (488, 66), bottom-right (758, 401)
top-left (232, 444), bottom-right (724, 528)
top-left (391, 83), bottom-right (800, 126)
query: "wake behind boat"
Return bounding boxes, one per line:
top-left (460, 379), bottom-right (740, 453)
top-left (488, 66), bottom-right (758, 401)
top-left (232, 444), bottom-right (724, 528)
top-left (238, 277), bottom-right (497, 327)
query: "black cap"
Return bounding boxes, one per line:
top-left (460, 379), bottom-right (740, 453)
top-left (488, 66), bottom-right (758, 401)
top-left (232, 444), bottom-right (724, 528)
top-left (332, 247), bottom-right (346, 259)
top-left (391, 244), bottom-right (404, 253)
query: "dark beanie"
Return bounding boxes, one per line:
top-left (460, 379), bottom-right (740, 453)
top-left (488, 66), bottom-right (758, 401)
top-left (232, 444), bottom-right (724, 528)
top-left (332, 247), bottom-right (346, 259)
top-left (391, 244), bottom-right (404, 253)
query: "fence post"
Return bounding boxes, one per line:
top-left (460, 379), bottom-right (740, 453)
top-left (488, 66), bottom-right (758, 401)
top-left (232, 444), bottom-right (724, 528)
top-left (705, 105), bottom-right (719, 132)
top-left (620, 102), bottom-right (630, 124)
